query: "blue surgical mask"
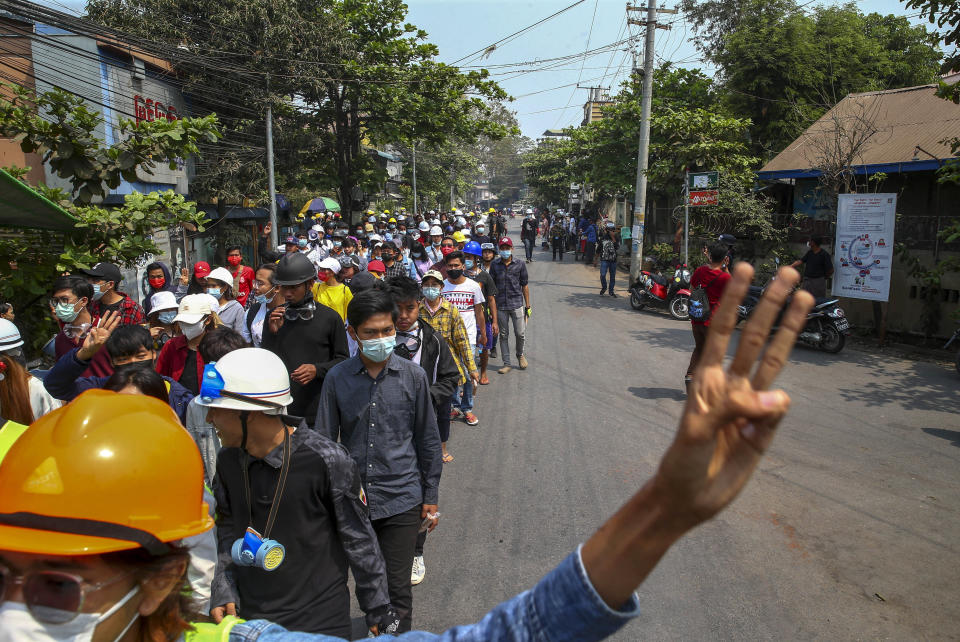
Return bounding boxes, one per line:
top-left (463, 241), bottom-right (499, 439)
top-left (500, 250), bottom-right (512, 260)
top-left (54, 301), bottom-right (80, 323)
top-left (298, 239), bottom-right (308, 248)
top-left (422, 286), bottom-right (441, 301)
top-left (91, 284), bottom-right (105, 301)
top-left (359, 335), bottom-right (396, 362)
top-left (464, 259), bottom-right (475, 270)
top-left (207, 286), bottom-right (222, 298)
top-left (334, 241), bottom-right (342, 248)
top-left (476, 227), bottom-right (485, 234)
top-left (157, 310), bottom-right (177, 325)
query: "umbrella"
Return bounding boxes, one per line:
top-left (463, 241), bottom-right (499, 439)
top-left (299, 197), bottom-right (341, 218)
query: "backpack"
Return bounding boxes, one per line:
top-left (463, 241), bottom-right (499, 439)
top-left (689, 272), bottom-right (721, 321)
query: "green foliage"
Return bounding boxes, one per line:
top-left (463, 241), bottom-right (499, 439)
top-left (704, 0), bottom-right (941, 156)
top-left (0, 84), bottom-right (219, 203)
top-left (648, 242), bottom-right (678, 266)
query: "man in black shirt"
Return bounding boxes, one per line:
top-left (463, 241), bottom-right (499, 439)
top-left (262, 253), bottom-right (349, 422)
top-left (790, 235), bottom-right (834, 298)
top-left (204, 347), bottom-right (395, 637)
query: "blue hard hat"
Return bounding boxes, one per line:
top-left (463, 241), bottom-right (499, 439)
top-left (463, 241), bottom-right (482, 256)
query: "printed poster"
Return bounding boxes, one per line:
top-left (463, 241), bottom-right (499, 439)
top-left (833, 194), bottom-right (896, 301)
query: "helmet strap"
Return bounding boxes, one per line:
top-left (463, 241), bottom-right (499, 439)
top-left (240, 411), bottom-right (250, 451)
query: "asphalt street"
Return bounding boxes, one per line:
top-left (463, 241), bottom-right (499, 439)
top-left (356, 226), bottom-right (960, 640)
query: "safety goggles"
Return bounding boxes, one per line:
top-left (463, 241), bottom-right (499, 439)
top-left (200, 364), bottom-right (284, 409)
top-left (282, 301), bottom-right (315, 321)
top-left (0, 564), bottom-right (131, 624)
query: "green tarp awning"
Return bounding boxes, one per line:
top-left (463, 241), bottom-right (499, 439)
top-left (0, 169), bottom-right (78, 232)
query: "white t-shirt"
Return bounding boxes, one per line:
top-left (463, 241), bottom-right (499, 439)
top-left (442, 278), bottom-right (484, 346)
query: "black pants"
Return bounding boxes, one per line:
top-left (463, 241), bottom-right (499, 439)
top-left (552, 240), bottom-right (564, 260)
top-left (584, 241), bottom-right (596, 264)
top-left (436, 401), bottom-right (451, 443)
top-left (372, 506), bottom-right (421, 632)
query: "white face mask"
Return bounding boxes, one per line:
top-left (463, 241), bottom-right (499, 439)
top-left (0, 585), bottom-right (139, 642)
top-left (180, 319), bottom-right (206, 340)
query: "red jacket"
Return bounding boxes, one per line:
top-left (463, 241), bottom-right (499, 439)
top-left (231, 265), bottom-right (256, 307)
top-left (54, 316), bottom-right (113, 378)
top-left (155, 334), bottom-right (206, 383)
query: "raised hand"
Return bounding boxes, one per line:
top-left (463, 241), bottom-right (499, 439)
top-left (77, 310), bottom-right (121, 361)
top-left (652, 263), bottom-right (814, 532)
top-left (179, 267), bottom-right (190, 286)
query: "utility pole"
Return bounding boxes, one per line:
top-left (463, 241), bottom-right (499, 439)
top-left (265, 75), bottom-right (278, 249)
top-left (627, 2), bottom-right (674, 284)
top-left (411, 143), bottom-right (418, 215)
top-left (449, 168), bottom-right (455, 212)
top-left (684, 168), bottom-right (689, 266)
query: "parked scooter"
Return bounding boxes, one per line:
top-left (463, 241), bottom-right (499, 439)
top-left (738, 264), bottom-right (849, 353)
top-left (944, 327), bottom-right (960, 374)
top-left (630, 259), bottom-right (692, 320)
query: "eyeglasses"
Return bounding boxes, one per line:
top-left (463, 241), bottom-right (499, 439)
top-left (48, 298), bottom-right (78, 308)
top-left (0, 564), bottom-right (131, 624)
top-left (252, 280), bottom-right (273, 289)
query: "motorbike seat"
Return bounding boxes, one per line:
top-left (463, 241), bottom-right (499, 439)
top-left (649, 273), bottom-right (668, 286)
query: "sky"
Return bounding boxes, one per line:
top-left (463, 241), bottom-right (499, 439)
top-left (51, 0), bottom-right (934, 138)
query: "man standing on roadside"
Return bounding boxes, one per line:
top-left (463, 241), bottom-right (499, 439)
top-left (317, 290), bottom-right (443, 633)
top-left (584, 217), bottom-right (598, 266)
top-left (80, 262), bottom-right (145, 326)
top-left (490, 238), bottom-right (530, 374)
top-left (685, 243), bottom-right (731, 392)
top-left (790, 235), bottom-right (833, 298)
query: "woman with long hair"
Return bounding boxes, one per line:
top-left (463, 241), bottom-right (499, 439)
top-left (0, 318), bottom-right (60, 423)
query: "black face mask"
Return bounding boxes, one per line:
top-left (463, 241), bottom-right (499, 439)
top-left (447, 269), bottom-right (463, 280)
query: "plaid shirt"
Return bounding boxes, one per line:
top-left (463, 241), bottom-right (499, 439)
top-left (90, 292), bottom-right (145, 326)
top-left (490, 258), bottom-right (529, 311)
top-left (419, 298), bottom-right (476, 382)
top-left (383, 260), bottom-right (407, 281)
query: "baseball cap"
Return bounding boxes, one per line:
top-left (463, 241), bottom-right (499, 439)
top-left (367, 260), bottom-right (386, 274)
top-left (421, 270), bottom-right (444, 285)
top-left (284, 236), bottom-right (298, 245)
top-left (79, 262), bottom-right (123, 285)
top-left (173, 294), bottom-right (216, 325)
top-left (319, 257), bottom-right (341, 274)
top-left (339, 255), bottom-right (360, 270)
top-left (348, 271), bottom-right (377, 293)
top-left (365, 223), bottom-right (375, 232)
top-left (498, 237), bottom-right (513, 247)
top-left (193, 261), bottom-right (211, 278)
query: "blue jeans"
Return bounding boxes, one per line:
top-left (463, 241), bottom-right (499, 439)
top-left (600, 260), bottom-right (616, 293)
top-left (453, 380), bottom-right (474, 413)
top-left (522, 237), bottom-right (534, 260)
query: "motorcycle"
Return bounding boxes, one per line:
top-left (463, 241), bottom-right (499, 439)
top-left (944, 327), bottom-right (960, 375)
top-left (630, 260), bottom-right (692, 320)
top-left (738, 275), bottom-right (849, 354)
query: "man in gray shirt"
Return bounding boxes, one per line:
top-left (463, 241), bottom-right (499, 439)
top-left (316, 289), bottom-right (443, 633)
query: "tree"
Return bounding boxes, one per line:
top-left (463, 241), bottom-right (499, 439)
top-left (521, 138), bottom-right (576, 206)
top-left (398, 140), bottom-right (481, 212)
top-left (706, 1), bottom-right (941, 156)
top-left (0, 87), bottom-right (216, 350)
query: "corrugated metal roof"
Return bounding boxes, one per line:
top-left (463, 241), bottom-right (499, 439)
top-left (759, 84), bottom-right (960, 177)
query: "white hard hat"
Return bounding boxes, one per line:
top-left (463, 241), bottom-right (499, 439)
top-left (428, 210), bottom-right (436, 215)
top-left (368, 233), bottom-right (382, 242)
top-left (429, 225), bottom-right (443, 236)
top-left (0, 318), bottom-right (23, 351)
top-left (525, 208), bottom-right (533, 214)
top-left (418, 221), bottom-right (430, 232)
top-left (196, 347), bottom-right (293, 414)
top-left (174, 294), bottom-right (217, 325)
top-left (207, 267), bottom-right (234, 287)
top-left (149, 290), bottom-right (178, 314)
top-left (456, 216), bottom-right (466, 226)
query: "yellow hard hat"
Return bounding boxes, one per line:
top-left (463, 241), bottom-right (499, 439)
top-left (452, 231), bottom-right (467, 243)
top-left (489, 208), bottom-right (496, 213)
top-left (0, 390), bottom-right (212, 555)
top-left (388, 217), bottom-right (397, 223)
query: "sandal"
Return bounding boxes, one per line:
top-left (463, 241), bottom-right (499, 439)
top-left (479, 375), bottom-right (490, 385)
top-left (442, 453), bottom-right (454, 463)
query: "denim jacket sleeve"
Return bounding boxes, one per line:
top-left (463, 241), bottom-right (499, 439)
top-left (227, 545), bottom-right (640, 642)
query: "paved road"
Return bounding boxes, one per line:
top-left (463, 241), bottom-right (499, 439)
top-left (357, 228), bottom-right (959, 640)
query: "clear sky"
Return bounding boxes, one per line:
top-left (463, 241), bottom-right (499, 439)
top-left (54, 0), bottom-right (936, 138)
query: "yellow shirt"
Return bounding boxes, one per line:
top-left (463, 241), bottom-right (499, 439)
top-left (311, 280), bottom-right (353, 321)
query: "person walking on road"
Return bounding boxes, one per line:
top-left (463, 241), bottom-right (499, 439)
top-left (317, 289), bottom-right (443, 633)
top-left (441, 251), bottom-right (485, 426)
top-left (490, 238), bottom-right (530, 374)
top-left (598, 222), bottom-right (620, 297)
top-left (790, 235), bottom-right (833, 298)
top-left (550, 218), bottom-right (567, 261)
top-left (583, 218), bottom-right (598, 266)
top-left (521, 210), bottom-right (538, 263)
top-left (685, 243), bottom-right (732, 392)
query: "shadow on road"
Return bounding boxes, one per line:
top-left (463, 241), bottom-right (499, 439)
top-left (559, 291), bottom-right (631, 310)
top-left (628, 326), bottom-right (693, 352)
top-left (628, 386), bottom-right (685, 400)
top-left (922, 428), bottom-right (960, 447)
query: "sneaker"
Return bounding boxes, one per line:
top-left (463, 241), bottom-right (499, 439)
top-left (599, 289), bottom-right (606, 295)
top-left (517, 355), bottom-right (528, 370)
top-left (490, 347), bottom-right (498, 358)
top-left (464, 412), bottom-right (479, 426)
top-left (498, 365), bottom-right (512, 374)
top-left (609, 292), bottom-right (618, 298)
top-left (450, 407), bottom-right (463, 420)
top-left (411, 556), bottom-right (425, 585)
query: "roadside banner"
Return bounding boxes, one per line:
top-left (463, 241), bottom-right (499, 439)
top-left (833, 194), bottom-right (896, 301)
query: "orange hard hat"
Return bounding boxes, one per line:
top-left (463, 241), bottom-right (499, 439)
top-left (0, 389), bottom-right (213, 555)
